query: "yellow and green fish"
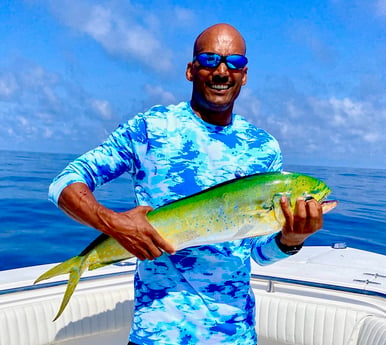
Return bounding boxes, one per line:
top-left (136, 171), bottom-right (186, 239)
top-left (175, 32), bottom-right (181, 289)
top-left (35, 171), bottom-right (337, 320)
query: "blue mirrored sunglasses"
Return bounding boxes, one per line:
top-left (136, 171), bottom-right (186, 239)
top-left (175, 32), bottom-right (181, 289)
top-left (193, 53), bottom-right (248, 70)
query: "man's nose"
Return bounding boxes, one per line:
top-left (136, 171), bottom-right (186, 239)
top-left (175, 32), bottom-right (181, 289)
top-left (215, 61), bottom-right (229, 75)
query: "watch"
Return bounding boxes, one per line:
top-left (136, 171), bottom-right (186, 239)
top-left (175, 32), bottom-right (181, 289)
top-left (275, 232), bottom-right (304, 255)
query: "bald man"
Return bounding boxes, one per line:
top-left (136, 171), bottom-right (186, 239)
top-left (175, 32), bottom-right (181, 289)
top-left (49, 23), bottom-right (323, 345)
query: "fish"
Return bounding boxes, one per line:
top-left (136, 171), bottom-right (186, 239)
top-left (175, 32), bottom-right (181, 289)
top-left (34, 171), bottom-right (337, 320)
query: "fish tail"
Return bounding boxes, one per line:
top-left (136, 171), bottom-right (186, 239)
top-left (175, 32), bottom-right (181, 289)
top-left (34, 256), bottom-right (87, 321)
top-left (34, 256), bottom-right (80, 284)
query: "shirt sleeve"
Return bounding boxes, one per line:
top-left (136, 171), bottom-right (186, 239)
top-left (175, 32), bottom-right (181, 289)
top-left (250, 232), bottom-right (290, 265)
top-left (48, 115), bottom-right (147, 206)
top-left (267, 137), bottom-right (283, 172)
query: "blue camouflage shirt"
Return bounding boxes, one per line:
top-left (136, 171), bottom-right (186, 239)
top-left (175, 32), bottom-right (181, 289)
top-left (49, 101), bottom-right (289, 345)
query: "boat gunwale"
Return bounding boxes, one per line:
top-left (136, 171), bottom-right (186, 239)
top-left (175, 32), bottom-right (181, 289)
top-left (1, 265), bottom-right (385, 300)
top-left (0, 266), bottom-right (136, 296)
top-left (251, 273), bottom-right (386, 299)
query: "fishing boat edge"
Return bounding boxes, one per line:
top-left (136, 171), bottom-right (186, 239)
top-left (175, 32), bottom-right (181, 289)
top-left (0, 246), bottom-right (385, 345)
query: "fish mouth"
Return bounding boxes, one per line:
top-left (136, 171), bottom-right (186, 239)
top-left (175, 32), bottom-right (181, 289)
top-left (321, 200), bottom-right (338, 214)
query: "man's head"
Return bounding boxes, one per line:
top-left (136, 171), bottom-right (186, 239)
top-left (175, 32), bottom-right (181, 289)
top-left (186, 23), bottom-right (248, 125)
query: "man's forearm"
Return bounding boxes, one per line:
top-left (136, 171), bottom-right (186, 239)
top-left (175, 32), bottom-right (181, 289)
top-left (57, 182), bottom-right (175, 260)
top-left (58, 182), bottom-right (116, 235)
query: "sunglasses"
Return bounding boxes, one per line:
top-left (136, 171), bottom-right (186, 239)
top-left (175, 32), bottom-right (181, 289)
top-left (193, 52), bottom-right (248, 70)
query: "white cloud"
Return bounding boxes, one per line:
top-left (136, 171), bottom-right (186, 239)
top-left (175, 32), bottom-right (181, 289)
top-left (0, 60), bottom-right (119, 153)
top-left (45, 0), bottom-right (190, 73)
top-left (144, 84), bottom-right (177, 105)
top-left (0, 74), bottom-right (18, 98)
top-left (363, 132), bottom-right (380, 143)
top-left (90, 99), bottom-right (114, 120)
top-left (17, 116), bottom-right (29, 127)
top-left (235, 81), bottom-right (386, 168)
top-left (375, 0), bottom-right (386, 16)
top-left (83, 5), bottom-right (112, 39)
top-left (43, 127), bottom-right (53, 139)
top-left (310, 97), bottom-right (383, 141)
top-left (289, 22), bottom-right (336, 65)
top-left (234, 87), bottom-right (261, 119)
top-left (173, 7), bottom-right (196, 25)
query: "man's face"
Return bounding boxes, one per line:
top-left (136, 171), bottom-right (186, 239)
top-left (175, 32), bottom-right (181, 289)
top-left (186, 28), bottom-right (248, 116)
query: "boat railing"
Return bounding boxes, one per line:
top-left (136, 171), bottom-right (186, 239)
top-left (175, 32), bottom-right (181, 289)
top-left (1, 263), bottom-right (385, 302)
top-left (0, 265), bottom-right (136, 296)
top-left (251, 273), bottom-right (386, 299)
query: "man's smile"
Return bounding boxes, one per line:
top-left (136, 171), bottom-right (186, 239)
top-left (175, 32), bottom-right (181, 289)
top-left (206, 82), bottom-right (233, 90)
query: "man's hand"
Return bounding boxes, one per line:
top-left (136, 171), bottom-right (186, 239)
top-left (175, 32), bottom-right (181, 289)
top-left (105, 206), bottom-right (176, 261)
top-left (279, 196), bottom-right (323, 246)
top-left (58, 182), bottom-right (175, 261)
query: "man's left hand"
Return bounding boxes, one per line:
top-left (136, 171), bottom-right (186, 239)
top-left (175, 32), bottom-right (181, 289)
top-left (279, 196), bottom-right (323, 246)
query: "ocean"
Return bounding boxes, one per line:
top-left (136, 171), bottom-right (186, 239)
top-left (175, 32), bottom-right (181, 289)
top-left (0, 150), bottom-right (385, 271)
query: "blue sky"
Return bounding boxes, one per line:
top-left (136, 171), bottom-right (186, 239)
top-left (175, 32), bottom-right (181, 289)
top-left (1, 0), bottom-right (385, 169)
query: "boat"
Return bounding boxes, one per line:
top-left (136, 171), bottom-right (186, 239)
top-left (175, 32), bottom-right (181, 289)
top-left (1, 245), bottom-right (385, 345)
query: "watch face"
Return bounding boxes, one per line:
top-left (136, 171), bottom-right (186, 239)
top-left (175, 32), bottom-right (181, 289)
top-left (284, 248), bottom-right (301, 255)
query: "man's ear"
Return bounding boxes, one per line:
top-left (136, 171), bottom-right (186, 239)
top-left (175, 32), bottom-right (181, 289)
top-left (185, 62), bottom-right (194, 82)
top-left (241, 67), bottom-right (248, 86)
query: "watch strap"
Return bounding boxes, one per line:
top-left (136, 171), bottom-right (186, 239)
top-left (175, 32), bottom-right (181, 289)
top-left (275, 232), bottom-right (304, 255)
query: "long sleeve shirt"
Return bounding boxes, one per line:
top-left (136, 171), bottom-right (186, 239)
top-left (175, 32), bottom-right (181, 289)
top-left (49, 101), bottom-right (289, 345)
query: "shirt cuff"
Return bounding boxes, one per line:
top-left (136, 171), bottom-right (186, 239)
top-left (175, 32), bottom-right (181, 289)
top-left (251, 232), bottom-right (290, 266)
top-left (48, 173), bottom-right (88, 206)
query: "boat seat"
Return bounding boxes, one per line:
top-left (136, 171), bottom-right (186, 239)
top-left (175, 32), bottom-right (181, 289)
top-left (0, 277), bottom-right (134, 345)
top-left (357, 316), bottom-right (386, 345)
top-left (254, 287), bottom-right (386, 345)
top-left (1, 275), bottom-right (385, 345)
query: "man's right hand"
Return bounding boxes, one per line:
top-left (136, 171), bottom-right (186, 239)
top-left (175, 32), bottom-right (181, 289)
top-left (104, 205), bottom-right (176, 261)
top-left (58, 182), bottom-right (175, 261)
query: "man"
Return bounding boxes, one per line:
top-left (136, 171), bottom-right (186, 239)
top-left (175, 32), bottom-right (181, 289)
top-left (49, 23), bottom-right (323, 344)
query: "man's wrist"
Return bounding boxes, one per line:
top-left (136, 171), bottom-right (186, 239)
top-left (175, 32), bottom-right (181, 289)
top-left (275, 232), bottom-right (304, 255)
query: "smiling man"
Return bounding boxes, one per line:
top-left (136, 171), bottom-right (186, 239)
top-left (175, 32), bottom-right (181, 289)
top-left (49, 23), bottom-right (324, 344)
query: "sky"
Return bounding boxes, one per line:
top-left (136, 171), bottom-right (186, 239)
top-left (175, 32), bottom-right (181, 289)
top-left (0, 0), bottom-right (386, 169)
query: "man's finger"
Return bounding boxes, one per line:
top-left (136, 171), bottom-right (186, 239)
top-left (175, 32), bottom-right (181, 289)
top-left (294, 198), bottom-right (307, 219)
top-left (305, 198), bottom-right (322, 218)
top-left (153, 232), bottom-right (176, 255)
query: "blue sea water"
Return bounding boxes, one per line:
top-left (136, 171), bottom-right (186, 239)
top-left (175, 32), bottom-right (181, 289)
top-left (0, 150), bottom-right (385, 271)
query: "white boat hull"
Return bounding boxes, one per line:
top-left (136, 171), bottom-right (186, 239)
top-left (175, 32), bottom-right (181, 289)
top-left (1, 246), bottom-right (385, 345)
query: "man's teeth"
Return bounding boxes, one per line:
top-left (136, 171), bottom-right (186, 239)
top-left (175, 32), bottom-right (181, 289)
top-left (210, 84), bottom-right (230, 90)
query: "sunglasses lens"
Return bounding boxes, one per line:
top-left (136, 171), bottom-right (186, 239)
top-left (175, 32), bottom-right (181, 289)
top-left (226, 55), bottom-right (248, 69)
top-left (195, 53), bottom-right (247, 69)
top-left (197, 53), bottom-right (221, 68)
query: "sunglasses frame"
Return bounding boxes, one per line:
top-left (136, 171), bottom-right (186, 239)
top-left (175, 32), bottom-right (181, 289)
top-left (193, 52), bottom-right (248, 70)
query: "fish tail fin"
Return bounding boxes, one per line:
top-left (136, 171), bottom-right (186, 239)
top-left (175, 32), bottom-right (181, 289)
top-left (34, 256), bottom-right (86, 321)
top-left (52, 263), bottom-right (85, 321)
top-left (34, 256), bottom-right (81, 284)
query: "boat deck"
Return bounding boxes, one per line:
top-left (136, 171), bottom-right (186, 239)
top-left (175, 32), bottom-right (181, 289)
top-left (0, 246), bottom-right (385, 345)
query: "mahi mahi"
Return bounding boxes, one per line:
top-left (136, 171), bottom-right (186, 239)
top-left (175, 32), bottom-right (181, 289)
top-left (35, 171), bottom-right (337, 320)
